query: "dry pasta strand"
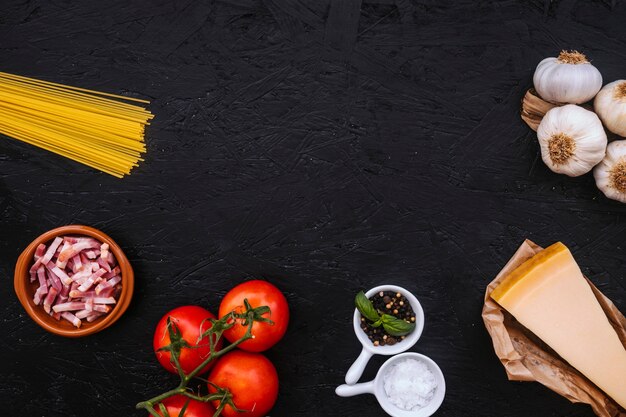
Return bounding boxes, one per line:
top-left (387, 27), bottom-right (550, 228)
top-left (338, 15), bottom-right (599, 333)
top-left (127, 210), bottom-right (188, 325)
top-left (0, 72), bottom-right (153, 177)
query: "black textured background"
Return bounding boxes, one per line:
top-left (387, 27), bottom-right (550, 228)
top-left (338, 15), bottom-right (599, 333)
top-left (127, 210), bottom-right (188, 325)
top-left (1, 1), bottom-right (626, 416)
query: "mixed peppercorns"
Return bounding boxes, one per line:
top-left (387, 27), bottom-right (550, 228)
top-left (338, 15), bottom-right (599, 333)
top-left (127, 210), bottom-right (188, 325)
top-left (360, 291), bottom-right (416, 346)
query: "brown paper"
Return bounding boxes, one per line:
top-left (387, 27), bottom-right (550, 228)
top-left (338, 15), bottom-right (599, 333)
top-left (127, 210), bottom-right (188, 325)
top-left (482, 240), bottom-right (626, 417)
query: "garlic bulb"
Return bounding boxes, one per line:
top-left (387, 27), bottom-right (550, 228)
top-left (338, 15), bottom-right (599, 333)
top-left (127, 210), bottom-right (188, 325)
top-left (594, 140), bottom-right (626, 203)
top-left (537, 104), bottom-right (607, 176)
top-left (594, 80), bottom-right (626, 137)
top-left (533, 50), bottom-right (602, 104)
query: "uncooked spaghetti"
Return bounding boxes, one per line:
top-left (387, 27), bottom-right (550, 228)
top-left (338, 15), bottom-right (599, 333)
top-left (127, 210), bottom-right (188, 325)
top-left (0, 72), bottom-right (153, 178)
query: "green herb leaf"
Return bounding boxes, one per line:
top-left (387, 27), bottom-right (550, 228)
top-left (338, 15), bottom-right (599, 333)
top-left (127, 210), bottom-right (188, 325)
top-left (371, 317), bottom-right (383, 328)
top-left (355, 291), bottom-right (380, 322)
top-left (381, 314), bottom-right (415, 336)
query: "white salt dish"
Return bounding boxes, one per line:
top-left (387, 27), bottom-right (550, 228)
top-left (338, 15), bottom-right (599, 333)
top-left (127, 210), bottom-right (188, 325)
top-left (336, 352), bottom-right (446, 417)
top-left (345, 285), bottom-right (425, 385)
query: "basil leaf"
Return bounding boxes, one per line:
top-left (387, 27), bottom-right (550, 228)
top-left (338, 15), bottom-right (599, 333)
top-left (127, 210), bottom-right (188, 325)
top-left (381, 314), bottom-right (415, 336)
top-left (355, 291), bottom-right (380, 322)
top-left (371, 317), bottom-right (383, 328)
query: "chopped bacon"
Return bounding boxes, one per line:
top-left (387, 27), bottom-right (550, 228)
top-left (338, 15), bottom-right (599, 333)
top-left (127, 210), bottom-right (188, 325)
top-left (71, 255), bottom-right (82, 273)
top-left (93, 304), bottom-right (111, 313)
top-left (45, 262), bottom-right (71, 285)
top-left (52, 302), bottom-right (86, 312)
top-left (75, 310), bottom-right (91, 319)
top-left (61, 312), bottom-right (81, 328)
top-left (100, 243), bottom-right (109, 259)
top-left (96, 257), bottom-right (112, 272)
top-left (29, 234), bottom-right (121, 327)
top-left (58, 239), bottom-right (100, 263)
top-left (41, 237), bottom-right (63, 264)
top-left (34, 243), bottom-right (46, 260)
top-left (94, 275), bottom-right (121, 295)
top-left (80, 252), bottom-right (90, 265)
top-left (103, 266), bottom-right (120, 279)
top-left (33, 286), bottom-right (45, 305)
top-left (86, 312), bottom-right (105, 322)
top-left (36, 266), bottom-right (48, 295)
top-left (55, 242), bottom-right (71, 268)
top-left (43, 287), bottom-right (59, 314)
top-left (47, 269), bottom-right (62, 292)
top-left (70, 290), bottom-right (95, 298)
top-left (77, 268), bottom-right (107, 292)
top-left (91, 297), bottom-right (116, 304)
top-left (70, 269), bottom-right (91, 284)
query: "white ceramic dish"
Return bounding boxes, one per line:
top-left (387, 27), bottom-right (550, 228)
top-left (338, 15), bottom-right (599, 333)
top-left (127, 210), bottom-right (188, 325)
top-left (336, 352), bottom-right (446, 417)
top-left (345, 285), bottom-right (425, 385)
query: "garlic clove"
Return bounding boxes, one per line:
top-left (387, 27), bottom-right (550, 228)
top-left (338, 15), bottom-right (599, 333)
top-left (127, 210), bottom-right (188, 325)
top-left (533, 50), bottom-right (603, 105)
top-left (594, 140), bottom-right (626, 203)
top-left (594, 80), bottom-right (626, 137)
top-left (537, 104), bottom-right (607, 177)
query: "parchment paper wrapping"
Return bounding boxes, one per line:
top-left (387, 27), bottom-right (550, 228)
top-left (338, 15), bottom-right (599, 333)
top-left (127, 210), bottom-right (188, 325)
top-left (482, 240), bottom-right (626, 417)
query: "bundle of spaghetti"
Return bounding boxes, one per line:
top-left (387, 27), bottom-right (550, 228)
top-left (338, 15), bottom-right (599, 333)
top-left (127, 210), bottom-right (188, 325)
top-left (0, 71), bottom-right (153, 178)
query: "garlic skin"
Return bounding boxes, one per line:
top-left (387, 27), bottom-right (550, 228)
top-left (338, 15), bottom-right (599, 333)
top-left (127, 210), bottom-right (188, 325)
top-left (594, 140), bottom-right (626, 203)
top-left (594, 80), bottom-right (626, 137)
top-left (537, 104), bottom-right (607, 177)
top-left (533, 51), bottom-right (602, 104)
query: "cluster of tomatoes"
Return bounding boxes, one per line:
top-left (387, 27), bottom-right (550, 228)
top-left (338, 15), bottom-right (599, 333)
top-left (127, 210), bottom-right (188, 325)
top-left (151, 280), bottom-right (289, 417)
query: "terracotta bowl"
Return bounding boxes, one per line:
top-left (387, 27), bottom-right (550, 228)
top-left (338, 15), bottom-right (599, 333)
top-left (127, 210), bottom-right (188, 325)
top-left (14, 225), bottom-right (134, 337)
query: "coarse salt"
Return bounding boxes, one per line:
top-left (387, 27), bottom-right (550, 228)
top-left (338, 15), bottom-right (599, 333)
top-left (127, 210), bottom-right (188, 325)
top-left (383, 358), bottom-right (437, 411)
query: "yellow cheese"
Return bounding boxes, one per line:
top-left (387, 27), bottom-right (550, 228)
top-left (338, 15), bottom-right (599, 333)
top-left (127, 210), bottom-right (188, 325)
top-left (491, 242), bottom-right (626, 409)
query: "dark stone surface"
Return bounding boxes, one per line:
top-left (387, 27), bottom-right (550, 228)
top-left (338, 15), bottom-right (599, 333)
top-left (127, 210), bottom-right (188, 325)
top-left (1, 1), bottom-right (625, 416)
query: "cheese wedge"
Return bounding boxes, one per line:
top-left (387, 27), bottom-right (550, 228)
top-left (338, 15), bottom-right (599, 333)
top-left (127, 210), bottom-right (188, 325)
top-left (491, 242), bottom-right (626, 409)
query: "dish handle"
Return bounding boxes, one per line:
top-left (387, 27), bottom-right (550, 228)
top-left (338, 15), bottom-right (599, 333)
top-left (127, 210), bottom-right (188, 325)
top-left (335, 381), bottom-right (375, 397)
top-left (345, 348), bottom-right (373, 385)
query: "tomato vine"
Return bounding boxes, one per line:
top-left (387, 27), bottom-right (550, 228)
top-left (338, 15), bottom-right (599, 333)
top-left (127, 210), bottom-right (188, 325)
top-left (136, 301), bottom-right (272, 417)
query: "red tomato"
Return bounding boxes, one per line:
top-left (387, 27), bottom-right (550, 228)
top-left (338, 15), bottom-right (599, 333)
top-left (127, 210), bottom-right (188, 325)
top-left (153, 306), bottom-right (222, 375)
top-left (154, 394), bottom-right (215, 417)
top-left (219, 280), bottom-right (289, 352)
top-left (207, 351), bottom-right (278, 417)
